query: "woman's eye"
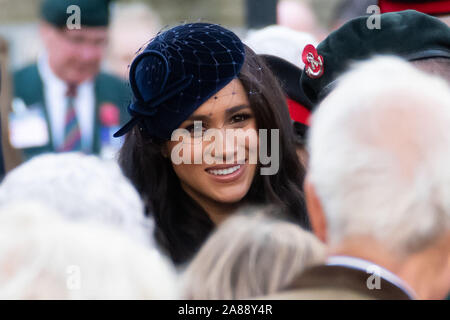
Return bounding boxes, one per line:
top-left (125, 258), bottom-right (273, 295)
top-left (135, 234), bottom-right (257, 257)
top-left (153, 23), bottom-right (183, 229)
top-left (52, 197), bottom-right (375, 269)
top-left (185, 123), bottom-right (200, 132)
top-left (230, 113), bottom-right (251, 123)
top-left (185, 123), bottom-right (206, 136)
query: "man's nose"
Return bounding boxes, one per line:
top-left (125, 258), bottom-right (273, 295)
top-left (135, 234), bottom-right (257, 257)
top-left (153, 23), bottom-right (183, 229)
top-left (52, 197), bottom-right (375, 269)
top-left (79, 44), bottom-right (103, 61)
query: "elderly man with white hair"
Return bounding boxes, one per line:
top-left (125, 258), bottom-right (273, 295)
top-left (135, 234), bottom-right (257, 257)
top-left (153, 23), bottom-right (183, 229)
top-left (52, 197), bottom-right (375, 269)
top-left (269, 56), bottom-right (450, 300)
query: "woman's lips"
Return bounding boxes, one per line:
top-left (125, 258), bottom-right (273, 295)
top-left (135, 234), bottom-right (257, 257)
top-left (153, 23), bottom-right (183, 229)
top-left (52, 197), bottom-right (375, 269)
top-left (205, 162), bottom-right (246, 183)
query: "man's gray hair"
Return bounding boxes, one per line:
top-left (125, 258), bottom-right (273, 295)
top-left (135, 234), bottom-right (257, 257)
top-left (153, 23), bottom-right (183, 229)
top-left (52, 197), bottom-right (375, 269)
top-left (0, 202), bottom-right (177, 299)
top-left (308, 56), bottom-right (450, 255)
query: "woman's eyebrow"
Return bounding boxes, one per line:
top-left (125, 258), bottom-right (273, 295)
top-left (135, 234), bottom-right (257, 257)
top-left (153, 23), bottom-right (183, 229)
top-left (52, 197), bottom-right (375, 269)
top-left (185, 105), bottom-right (250, 122)
top-left (185, 114), bottom-right (211, 122)
top-left (225, 105), bottom-right (250, 116)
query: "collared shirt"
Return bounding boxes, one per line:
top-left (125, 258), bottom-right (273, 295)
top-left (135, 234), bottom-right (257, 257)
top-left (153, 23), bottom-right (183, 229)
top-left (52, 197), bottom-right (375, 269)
top-left (327, 255), bottom-right (417, 299)
top-left (37, 54), bottom-right (95, 151)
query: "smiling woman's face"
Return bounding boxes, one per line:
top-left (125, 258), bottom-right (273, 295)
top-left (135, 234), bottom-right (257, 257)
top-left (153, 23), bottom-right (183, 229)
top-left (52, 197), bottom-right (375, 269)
top-left (165, 79), bottom-right (258, 209)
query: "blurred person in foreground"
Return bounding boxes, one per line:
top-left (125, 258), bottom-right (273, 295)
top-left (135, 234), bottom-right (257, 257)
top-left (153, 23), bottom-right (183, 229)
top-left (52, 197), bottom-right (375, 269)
top-left (0, 202), bottom-right (177, 299)
top-left (11, 0), bottom-right (130, 164)
top-left (300, 10), bottom-right (450, 108)
top-left (379, 0), bottom-right (450, 25)
top-left (270, 57), bottom-right (450, 300)
top-left (0, 153), bottom-right (154, 247)
top-left (182, 207), bottom-right (325, 299)
top-left (106, 2), bottom-right (162, 80)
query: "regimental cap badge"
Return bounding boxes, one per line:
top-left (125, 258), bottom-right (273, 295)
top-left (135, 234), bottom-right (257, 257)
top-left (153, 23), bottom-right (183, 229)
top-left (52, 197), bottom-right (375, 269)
top-left (302, 44), bottom-right (324, 79)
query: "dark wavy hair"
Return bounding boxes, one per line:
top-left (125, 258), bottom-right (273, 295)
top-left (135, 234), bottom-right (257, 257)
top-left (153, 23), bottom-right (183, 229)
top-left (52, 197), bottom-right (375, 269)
top-left (119, 46), bottom-right (310, 265)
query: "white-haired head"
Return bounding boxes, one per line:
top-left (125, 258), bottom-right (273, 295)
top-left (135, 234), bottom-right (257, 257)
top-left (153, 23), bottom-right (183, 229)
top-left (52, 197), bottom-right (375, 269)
top-left (0, 202), bottom-right (177, 299)
top-left (0, 153), bottom-right (153, 247)
top-left (308, 56), bottom-right (450, 256)
top-left (181, 207), bottom-right (326, 299)
top-left (244, 25), bottom-right (317, 69)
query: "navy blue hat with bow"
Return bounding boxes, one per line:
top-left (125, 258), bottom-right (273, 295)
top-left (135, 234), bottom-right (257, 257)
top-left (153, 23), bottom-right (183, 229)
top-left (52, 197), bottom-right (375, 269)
top-left (114, 23), bottom-right (246, 140)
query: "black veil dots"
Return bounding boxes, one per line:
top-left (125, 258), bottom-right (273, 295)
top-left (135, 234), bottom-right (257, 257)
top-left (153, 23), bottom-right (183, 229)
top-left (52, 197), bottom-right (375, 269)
top-left (114, 23), bottom-right (246, 140)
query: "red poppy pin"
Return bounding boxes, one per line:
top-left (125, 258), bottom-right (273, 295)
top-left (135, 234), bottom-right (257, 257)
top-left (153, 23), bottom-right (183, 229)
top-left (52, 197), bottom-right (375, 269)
top-left (302, 44), bottom-right (324, 79)
top-left (100, 103), bottom-right (120, 127)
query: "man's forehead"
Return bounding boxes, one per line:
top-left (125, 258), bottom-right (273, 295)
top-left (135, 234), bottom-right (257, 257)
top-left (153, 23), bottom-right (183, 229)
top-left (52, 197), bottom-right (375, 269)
top-left (63, 27), bottom-right (108, 38)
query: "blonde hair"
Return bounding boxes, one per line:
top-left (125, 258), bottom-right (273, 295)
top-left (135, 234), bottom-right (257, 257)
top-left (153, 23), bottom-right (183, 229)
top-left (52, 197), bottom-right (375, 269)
top-left (181, 208), bottom-right (325, 299)
top-left (0, 202), bottom-right (178, 299)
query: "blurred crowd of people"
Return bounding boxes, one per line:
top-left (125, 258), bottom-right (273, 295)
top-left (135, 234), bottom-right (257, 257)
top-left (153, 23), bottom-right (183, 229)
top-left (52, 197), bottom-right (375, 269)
top-left (0, 0), bottom-right (449, 300)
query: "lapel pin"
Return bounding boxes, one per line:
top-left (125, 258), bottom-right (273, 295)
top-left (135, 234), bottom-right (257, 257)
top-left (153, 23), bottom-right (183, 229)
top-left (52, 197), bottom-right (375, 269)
top-left (302, 44), bottom-right (324, 79)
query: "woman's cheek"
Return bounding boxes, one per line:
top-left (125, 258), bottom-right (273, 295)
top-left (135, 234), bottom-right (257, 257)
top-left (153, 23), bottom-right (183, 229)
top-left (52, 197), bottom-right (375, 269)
top-left (243, 127), bottom-right (259, 165)
top-left (191, 141), bottom-right (204, 164)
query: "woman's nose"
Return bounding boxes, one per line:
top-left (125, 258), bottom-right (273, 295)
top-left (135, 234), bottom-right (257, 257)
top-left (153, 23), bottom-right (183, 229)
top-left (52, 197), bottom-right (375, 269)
top-left (207, 129), bottom-right (238, 163)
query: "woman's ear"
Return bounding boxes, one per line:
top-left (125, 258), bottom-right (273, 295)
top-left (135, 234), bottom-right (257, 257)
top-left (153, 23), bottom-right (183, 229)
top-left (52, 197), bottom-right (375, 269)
top-left (161, 145), bottom-right (169, 158)
top-left (304, 175), bottom-right (328, 243)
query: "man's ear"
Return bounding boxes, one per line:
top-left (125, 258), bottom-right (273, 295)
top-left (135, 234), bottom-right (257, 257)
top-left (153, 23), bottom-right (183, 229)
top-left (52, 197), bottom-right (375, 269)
top-left (39, 22), bottom-right (52, 45)
top-left (304, 175), bottom-right (328, 243)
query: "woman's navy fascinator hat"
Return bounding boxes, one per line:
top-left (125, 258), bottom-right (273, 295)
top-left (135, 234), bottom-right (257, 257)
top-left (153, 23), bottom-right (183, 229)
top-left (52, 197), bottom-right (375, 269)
top-left (114, 23), bottom-right (246, 140)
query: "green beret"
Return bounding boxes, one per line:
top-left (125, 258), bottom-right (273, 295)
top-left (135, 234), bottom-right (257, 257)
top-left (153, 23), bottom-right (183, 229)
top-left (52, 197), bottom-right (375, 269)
top-left (301, 10), bottom-right (450, 105)
top-left (41, 0), bottom-right (112, 27)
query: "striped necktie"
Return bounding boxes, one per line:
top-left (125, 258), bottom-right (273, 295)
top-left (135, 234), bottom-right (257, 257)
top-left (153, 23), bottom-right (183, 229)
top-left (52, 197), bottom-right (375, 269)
top-left (59, 83), bottom-right (82, 152)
